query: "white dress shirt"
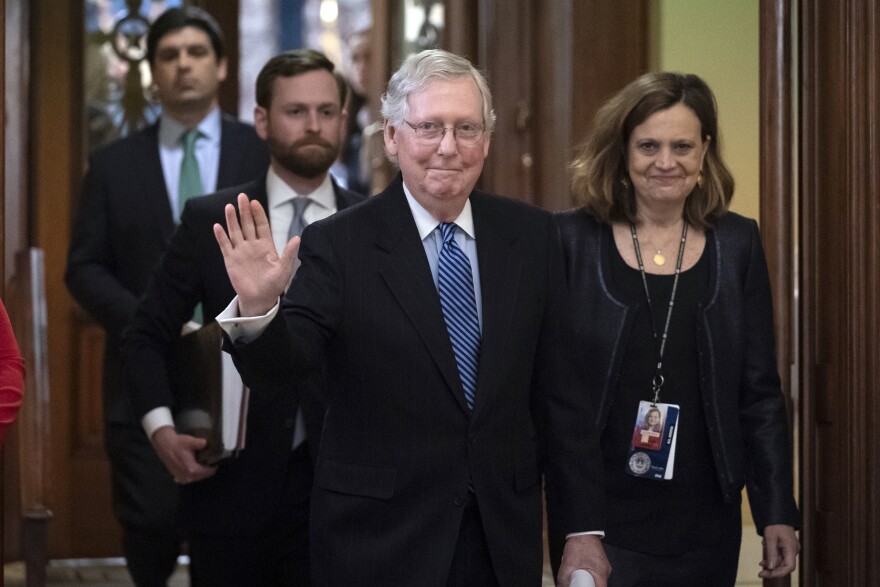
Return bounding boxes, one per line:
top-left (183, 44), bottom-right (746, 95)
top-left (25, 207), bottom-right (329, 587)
top-left (267, 167), bottom-right (338, 252)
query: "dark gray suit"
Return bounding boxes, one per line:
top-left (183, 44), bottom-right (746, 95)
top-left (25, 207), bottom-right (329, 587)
top-left (232, 175), bottom-right (605, 586)
top-left (65, 115), bottom-right (268, 585)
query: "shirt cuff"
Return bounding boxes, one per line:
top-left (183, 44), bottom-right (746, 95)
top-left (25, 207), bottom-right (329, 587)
top-left (142, 407), bottom-right (174, 439)
top-left (215, 295), bottom-right (280, 343)
top-left (566, 531), bottom-right (606, 539)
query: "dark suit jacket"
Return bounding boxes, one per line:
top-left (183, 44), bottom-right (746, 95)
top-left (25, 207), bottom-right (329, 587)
top-left (555, 209), bottom-right (799, 536)
top-left (65, 115), bottom-right (269, 425)
top-left (122, 176), bottom-right (363, 536)
top-left (232, 175), bottom-right (605, 586)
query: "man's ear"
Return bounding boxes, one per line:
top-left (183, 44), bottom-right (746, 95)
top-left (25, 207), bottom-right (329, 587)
top-left (338, 108), bottom-right (350, 138)
top-left (384, 121), bottom-right (398, 157)
top-left (254, 106), bottom-right (268, 141)
top-left (216, 56), bottom-right (229, 84)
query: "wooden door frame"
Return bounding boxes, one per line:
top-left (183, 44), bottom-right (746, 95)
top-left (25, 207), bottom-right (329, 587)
top-left (3, 0), bottom-right (31, 279)
top-left (760, 0), bottom-right (794, 417)
top-left (758, 2), bottom-right (795, 584)
top-left (796, 0), bottom-right (880, 584)
top-left (1, 0), bottom-right (6, 566)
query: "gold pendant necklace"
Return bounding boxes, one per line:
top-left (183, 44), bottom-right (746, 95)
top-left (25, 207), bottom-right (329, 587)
top-left (653, 251), bottom-right (666, 266)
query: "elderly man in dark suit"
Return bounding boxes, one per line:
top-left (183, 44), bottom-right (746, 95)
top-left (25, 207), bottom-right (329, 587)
top-left (215, 49), bottom-right (610, 586)
top-left (65, 7), bottom-right (267, 585)
top-left (122, 49), bottom-right (364, 585)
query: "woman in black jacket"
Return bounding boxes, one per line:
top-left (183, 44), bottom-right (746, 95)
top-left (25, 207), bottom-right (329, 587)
top-left (555, 72), bottom-right (799, 586)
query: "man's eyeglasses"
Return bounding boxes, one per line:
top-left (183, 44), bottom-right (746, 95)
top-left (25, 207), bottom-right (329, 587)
top-left (403, 120), bottom-right (485, 145)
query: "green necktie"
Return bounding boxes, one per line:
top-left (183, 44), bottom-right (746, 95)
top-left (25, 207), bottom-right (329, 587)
top-left (178, 129), bottom-right (204, 222)
top-left (179, 129), bottom-right (204, 324)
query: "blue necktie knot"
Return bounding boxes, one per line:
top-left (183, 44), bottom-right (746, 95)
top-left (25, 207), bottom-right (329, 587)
top-left (439, 222), bottom-right (458, 244)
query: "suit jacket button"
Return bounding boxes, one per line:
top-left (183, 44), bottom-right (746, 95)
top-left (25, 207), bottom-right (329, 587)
top-left (454, 496), bottom-right (465, 507)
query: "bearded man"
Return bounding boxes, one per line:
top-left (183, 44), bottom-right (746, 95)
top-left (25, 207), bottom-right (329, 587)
top-left (122, 49), bottom-right (364, 585)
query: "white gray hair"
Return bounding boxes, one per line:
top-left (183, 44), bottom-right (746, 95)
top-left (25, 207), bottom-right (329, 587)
top-left (380, 49), bottom-right (496, 133)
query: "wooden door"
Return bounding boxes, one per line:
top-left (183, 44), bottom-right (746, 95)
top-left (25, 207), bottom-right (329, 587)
top-left (758, 3), bottom-right (795, 585)
top-left (24, 0), bottom-right (242, 560)
top-left (798, 0), bottom-right (880, 583)
top-left (447, 0), bottom-right (649, 209)
top-left (29, 0), bottom-right (85, 560)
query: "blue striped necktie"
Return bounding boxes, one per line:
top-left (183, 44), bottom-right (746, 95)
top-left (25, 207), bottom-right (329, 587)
top-left (437, 222), bottom-right (481, 411)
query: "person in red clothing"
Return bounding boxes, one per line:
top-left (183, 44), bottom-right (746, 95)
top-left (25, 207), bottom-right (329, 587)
top-left (0, 298), bottom-right (25, 443)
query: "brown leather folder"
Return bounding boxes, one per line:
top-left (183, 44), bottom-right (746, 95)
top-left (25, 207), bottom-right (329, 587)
top-left (170, 321), bottom-right (248, 465)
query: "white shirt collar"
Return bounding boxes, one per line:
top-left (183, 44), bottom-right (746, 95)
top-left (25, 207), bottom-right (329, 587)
top-left (402, 182), bottom-right (475, 241)
top-left (266, 167), bottom-right (336, 210)
top-left (158, 107), bottom-right (222, 147)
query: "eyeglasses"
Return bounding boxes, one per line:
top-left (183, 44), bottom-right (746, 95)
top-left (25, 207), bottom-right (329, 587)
top-left (403, 120), bottom-right (485, 145)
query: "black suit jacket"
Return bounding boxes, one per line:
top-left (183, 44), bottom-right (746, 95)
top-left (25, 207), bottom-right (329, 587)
top-left (555, 209), bottom-right (799, 537)
top-left (65, 115), bottom-right (269, 425)
top-left (232, 175), bottom-right (605, 585)
top-left (123, 176), bottom-right (364, 536)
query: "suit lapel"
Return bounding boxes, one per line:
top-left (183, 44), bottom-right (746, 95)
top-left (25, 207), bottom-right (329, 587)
top-left (217, 116), bottom-right (243, 188)
top-left (331, 179), bottom-right (365, 211)
top-left (134, 125), bottom-right (176, 238)
top-left (376, 186), bottom-right (471, 413)
top-left (471, 195), bottom-right (522, 417)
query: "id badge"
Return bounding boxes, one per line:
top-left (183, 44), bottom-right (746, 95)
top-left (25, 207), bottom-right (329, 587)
top-left (626, 400), bottom-right (680, 480)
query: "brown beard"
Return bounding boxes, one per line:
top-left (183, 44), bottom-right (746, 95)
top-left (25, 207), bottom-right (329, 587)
top-left (268, 136), bottom-right (340, 179)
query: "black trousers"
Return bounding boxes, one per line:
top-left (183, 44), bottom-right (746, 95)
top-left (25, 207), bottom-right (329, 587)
top-left (604, 526), bottom-right (741, 587)
top-left (188, 445), bottom-right (313, 586)
top-left (446, 493), bottom-right (499, 587)
top-left (105, 423), bottom-right (182, 587)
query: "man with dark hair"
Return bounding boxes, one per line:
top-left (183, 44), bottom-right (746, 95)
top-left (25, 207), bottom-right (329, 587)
top-left (66, 6), bottom-right (268, 585)
top-left (123, 48), bottom-right (363, 585)
top-left (145, 6), bottom-right (225, 66)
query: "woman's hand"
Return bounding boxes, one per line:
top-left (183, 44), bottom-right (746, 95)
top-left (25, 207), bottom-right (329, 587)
top-left (759, 524), bottom-right (799, 578)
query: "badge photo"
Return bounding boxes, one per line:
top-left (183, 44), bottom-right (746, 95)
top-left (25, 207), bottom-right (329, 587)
top-left (626, 400), bottom-right (680, 480)
top-left (632, 404), bottom-right (665, 450)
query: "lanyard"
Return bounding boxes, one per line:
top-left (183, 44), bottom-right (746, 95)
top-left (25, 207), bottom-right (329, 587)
top-left (629, 220), bottom-right (688, 404)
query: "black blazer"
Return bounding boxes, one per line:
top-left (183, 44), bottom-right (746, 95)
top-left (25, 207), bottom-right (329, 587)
top-left (65, 115), bottom-right (269, 424)
top-left (556, 208), bottom-right (800, 533)
top-left (232, 175), bottom-right (605, 586)
top-left (123, 176), bottom-right (364, 536)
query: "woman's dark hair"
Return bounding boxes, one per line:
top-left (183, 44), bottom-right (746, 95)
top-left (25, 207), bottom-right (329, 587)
top-left (571, 72), bottom-right (735, 228)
